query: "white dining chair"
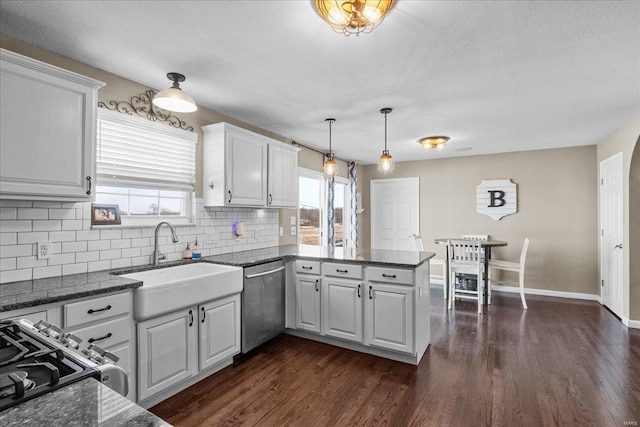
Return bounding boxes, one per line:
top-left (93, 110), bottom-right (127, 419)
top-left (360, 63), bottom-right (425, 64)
top-left (412, 234), bottom-right (448, 298)
top-left (488, 238), bottom-right (530, 309)
top-left (447, 239), bottom-right (484, 313)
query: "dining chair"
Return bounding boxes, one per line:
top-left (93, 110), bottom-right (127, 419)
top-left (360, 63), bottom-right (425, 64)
top-left (412, 234), bottom-right (448, 298)
top-left (488, 238), bottom-right (530, 309)
top-left (447, 239), bottom-right (484, 313)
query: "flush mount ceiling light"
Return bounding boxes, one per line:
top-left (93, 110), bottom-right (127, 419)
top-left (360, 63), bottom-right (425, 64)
top-left (323, 118), bottom-right (338, 177)
top-left (377, 107), bottom-right (395, 174)
top-left (418, 136), bottom-right (450, 151)
top-left (314, 0), bottom-right (395, 36)
top-left (152, 72), bottom-right (197, 113)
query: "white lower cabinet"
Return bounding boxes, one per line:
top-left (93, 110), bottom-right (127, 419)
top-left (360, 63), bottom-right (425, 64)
top-left (199, 294), bottom-right (240, 371)
top-left (364, 283), bottom-right (414, 354)
top-left (295, 275), bottom-right (321, 333)
top-left (322, 278), bottom-right (363, 343)
top-left (137, 294), bottom-right (241, 402)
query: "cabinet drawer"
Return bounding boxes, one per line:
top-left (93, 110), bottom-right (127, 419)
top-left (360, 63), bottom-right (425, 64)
top-left (68, 316), bottom-right (130, 348)
top-left (367, 266), bottom-right (414, 285)
top-left (322, 263), bottom-right (363, 280)
top-left (64, 292), bottom-right (131, 328)
top-left (296, 260), bottom-right (320, 275)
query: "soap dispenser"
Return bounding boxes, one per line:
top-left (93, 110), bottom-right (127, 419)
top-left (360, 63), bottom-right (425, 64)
top-left (182, 242), bottom-right (192, 260)
top-left (192, 238), bottom-right (201, 259)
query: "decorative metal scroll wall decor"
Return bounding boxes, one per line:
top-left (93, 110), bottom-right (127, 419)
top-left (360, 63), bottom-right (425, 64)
top-left (97, 89), bottom-right (194, 131)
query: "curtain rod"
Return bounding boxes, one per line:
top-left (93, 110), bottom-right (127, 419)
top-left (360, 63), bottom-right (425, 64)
top-left (290, 140), bottom-right (352, 164)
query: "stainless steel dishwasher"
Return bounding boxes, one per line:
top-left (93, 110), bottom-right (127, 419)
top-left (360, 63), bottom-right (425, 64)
top-left (242, 260), bottom-right (286, 353)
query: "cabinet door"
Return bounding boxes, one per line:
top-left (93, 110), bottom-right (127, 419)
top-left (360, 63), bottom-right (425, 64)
top-left (322, 279), bottom-right (363, 343)
top-left (199, 294), bottom-right (241, 371)
top-left (365, 283), bottom-right (414, 354)
top-left (267, 144), bottom-right (298, 208)
top-left (0, 49), bottom-right (102, 201)
top-left (137, 308), bottom-right (198, 401)
top-left (296, 275), bottom-right (321, 333)
top-left (225, 128), bottom-right (267, 206)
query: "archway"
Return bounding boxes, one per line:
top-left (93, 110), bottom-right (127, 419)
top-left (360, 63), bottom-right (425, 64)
top-left (630, 136), bottom-right (640, 322)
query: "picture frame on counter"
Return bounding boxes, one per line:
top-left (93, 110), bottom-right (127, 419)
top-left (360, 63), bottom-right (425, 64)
top-left (91, 203), bottom-right (121, 225)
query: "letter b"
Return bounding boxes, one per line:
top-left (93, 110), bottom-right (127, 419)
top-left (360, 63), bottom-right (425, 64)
top-left (488, 190), bottom-right (506, 207)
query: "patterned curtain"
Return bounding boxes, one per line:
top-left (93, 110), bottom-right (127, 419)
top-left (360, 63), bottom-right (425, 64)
top-left (326, 175), bottom-right (335, 247)
top-left (348, 161), bottom-right (358, 248)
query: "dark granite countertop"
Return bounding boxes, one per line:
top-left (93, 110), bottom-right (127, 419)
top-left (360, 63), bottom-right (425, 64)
top-left (202, 244), bottom-right (435, 268)
top-left (0, 270), bottom-right (142, 312)
top-left (0, 378), bottom-right (170, 426)
top-left (0, 245), bottom-right (434, 312)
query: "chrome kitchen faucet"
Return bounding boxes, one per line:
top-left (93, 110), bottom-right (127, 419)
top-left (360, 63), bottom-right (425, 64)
top-left (153, 221), bottom-right (179, 266)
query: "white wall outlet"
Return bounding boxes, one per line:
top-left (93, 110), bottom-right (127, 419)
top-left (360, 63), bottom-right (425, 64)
top-left (290, 226), bottom-right (297, 236)
top-left (290, 216), bottom-right (296, 225)
top-left (279, 227), bottom-right (284, 237)
top-left (37, 241), bottom-right (51, 260)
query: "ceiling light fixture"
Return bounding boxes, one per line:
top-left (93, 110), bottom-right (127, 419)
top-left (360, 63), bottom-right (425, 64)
top-left (377, 107), bottom-right (395, 174)
top-left (152, 72), bottom-right (197, 113)
top-left (323, 118), bottom-right (338, 177)
top-left (314, 0), bottom-right (395, 36)
top-left (418, 136), bottom-right (450, 151)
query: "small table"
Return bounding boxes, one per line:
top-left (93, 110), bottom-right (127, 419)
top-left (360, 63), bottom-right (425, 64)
top-left (434, 238), bottom-right (508, 301)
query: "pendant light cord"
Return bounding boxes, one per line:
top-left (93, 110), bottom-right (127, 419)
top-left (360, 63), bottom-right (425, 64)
top-left (384, 111), bottom-right (388, 152)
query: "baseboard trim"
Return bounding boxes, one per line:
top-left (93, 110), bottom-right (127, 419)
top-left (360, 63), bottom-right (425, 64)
top-left (623, 317), bottom-right (640, 329)
top-left (490, 284), bottom-right (599, 301)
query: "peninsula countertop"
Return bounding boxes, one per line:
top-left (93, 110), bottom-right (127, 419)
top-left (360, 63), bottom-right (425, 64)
top-left (201, 244), bottom-right (435, 268)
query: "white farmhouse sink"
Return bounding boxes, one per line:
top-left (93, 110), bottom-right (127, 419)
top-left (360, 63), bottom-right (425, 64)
top-left (120, 263), bottom-right (243, 321)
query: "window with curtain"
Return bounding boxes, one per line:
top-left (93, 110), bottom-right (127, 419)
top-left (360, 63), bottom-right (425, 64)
top-left (95, 108), bottom-right (197, 225)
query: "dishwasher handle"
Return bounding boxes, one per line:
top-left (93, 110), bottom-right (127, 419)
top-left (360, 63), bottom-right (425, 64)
top-left (245, 265), bottom-right (286, 279)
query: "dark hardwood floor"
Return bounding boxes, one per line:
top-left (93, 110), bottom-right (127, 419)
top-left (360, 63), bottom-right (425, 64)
top-left (150, 288), bottom-right (640, 426)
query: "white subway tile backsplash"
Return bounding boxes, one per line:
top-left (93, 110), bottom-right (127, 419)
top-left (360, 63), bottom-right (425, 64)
top-left (0, 269), bottom-right (32, 283)
top-left (49, 231), bottom-right (76, 242)
top-left (17, 232), bottom-right (49, 245)
top-left (0, 199), bottom-right (279, 283)
top-left (32, 220), bottom-right (61, 232)
top-left (1, 245), bottom-right (33, 258)
top-left (17, 208), bottom-right (49, 220)
top-left (33, 265), bottom-right (61, 280)
top-left (62, 241), bottom-right (88, 253)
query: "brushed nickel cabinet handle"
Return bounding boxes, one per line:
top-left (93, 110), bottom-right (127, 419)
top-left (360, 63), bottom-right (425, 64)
top-left (86, 176), bottom-right (92, 195)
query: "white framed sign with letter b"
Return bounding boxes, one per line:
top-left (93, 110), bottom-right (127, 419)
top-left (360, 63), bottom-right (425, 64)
top-left (476, 179), bottom-right (517, 220)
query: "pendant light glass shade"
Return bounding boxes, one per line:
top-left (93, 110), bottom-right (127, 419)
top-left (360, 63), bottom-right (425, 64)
top-left (323, 118), bottom-right (338, 177)
top-left (314, 0), bottom-right (395, 36)
top-left (377, 107), bottom-right (395, 173)
top-left (152, 72), bottom-right (198, 113)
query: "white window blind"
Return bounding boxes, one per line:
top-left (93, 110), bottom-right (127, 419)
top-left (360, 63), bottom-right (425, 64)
top-left (96, 108), bottom-right (197, 191)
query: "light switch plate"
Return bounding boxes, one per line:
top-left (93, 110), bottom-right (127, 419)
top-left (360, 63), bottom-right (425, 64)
top-left (290, 226), bottom-right (297, 236)
top-left (290, 216), bottom-right (296, 225)
top-left (279, 227), bottom-right (284, 237)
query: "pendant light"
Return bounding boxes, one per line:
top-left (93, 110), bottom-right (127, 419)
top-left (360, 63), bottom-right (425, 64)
top-left (323, 118), bottom-right (338, 177)
top-left (377, 107), bottom-right (395, 173)
top-left (152, 72), bottom-right (198, 113)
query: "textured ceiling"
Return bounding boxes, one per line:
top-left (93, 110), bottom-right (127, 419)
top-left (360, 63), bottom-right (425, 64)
top-left (1, 1), bottom-right (639, 164)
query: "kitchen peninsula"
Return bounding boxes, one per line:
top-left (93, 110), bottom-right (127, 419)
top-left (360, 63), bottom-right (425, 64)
top-left (205, 244), bottom-right (434, 365)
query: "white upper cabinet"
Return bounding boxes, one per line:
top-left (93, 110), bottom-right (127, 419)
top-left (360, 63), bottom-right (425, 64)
top-left (202, 122), bottom-right (299, 208)
top-left (0, 49), bottom-right (105, 201)
top-left (267, 143), bottom-right (298, 208)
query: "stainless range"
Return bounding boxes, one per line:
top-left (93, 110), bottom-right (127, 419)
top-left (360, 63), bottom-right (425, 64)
top-left (0, 319), bottom-right (128, 411)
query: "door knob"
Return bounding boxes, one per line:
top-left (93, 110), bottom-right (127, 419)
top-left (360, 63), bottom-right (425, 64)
top-left (614, 243), bottom-right (623, 249)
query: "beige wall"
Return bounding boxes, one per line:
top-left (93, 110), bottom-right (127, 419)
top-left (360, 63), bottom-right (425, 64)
top-left (359, 146), bottom-right (598, 295)
top-left (630, 140), bottom-right (640, 321)
top-left (596, 115), bottom-right (640, 321)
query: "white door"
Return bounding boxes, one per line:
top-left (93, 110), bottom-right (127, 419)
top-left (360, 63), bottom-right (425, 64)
top-left (199, 294), bottom-right (241, 371)
top-left (371, 178), bottom-right (419, 250)
top-left (322, 278), bottom-right (363, 342)
top-left (295, 275), bottom-right (321, 333)
top-left (137, 308), bottom-right (198, 401)
top-left (600, 153), bottom-right (624, 318)
top-left (364, 283), bottom-right (414, 354)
